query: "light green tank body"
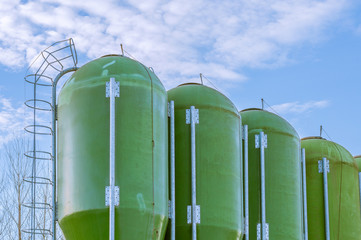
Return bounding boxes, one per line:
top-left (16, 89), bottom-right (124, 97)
top-left (57, 55), bottom-right (168, 239)
top-left (240, 108), bottom-right (303, 240)
top-left (166, 83), bottom-right (243, 239)
top-left (301, 137), bottom-right (361, 240)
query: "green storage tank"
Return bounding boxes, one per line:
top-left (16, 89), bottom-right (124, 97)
top-left (301, 137), bottom-right (361, 240)
top-left (57, 55), bottom-right (168, 239)
top-left (240, 108), bottom-right (303, 240)
top-left (166, 83), bottom-right (243, 239)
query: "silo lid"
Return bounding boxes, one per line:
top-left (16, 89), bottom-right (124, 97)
top-left (301, 136), bottom-right (326, 140)
top-left (100, 54), bottom-right (124, 58)
top-left (240, 108), bottom-right (263, 112)
top-left (178, 82), bottom-right (202, 87)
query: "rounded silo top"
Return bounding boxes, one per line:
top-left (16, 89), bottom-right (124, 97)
top-left (61, 54), bottom-right (165, 93)
top-left (301, 137), bottom-right (356, 167)
top-left (240, 108), bottom-right (299, 138)
top-left (168, 83), bottom-right (239, 117)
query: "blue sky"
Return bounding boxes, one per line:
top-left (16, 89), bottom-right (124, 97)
top-left (0, 0), bottom-right (361, 155)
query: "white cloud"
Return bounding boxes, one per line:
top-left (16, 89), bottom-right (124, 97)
top-left (268, 100), bottom-right (330, 115)
top-left (0, 0), bottom-right (351, 87)
top-left (0, 96), bottom-right (29, 146)
top-left (0, 94), bottom-right (52, 147)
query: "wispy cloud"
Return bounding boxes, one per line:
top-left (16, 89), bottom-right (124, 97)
top-left (268, 100), bottom-right (330, 115)
top-left (0, 0), bottom-right (351, 88)
top-left (0, 96), bottom-right (37, 147)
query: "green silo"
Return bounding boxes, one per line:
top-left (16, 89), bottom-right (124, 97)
top-left (57, 55), bottom-right (168, 239)
top-left (302, 137), bottom-right (361, 240)
top-left (166, 83), bottom-right (243, 239)
top-left (240, 108), bottom-right (303, 240)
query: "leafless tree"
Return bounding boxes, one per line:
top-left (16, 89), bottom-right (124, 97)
top-left (0, 137), bottom-right (31, 239)
top-left (0, 136), bottom-right (66, 239)
top-left (0, 171), bottom-right (11, 239)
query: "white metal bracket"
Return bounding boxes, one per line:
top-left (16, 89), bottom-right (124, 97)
top-left (242, 125), bottom-right (248, 140)
top-left (186, 109), bottom-right (199, 124)
top-left (105, 186), bottom-right (120, 206)
top-left (257, 223), bottom-right (269, 240)
top-left (187, 205), bottom-right (200, 224)
top-left (318, 160), bottom-right (330, 173)
top-left (244, 217), bottom-right (248, 236)
top-left (264, 223), bottom-right (269, 240)
top-left (255, 134), bottom-right (268, 148)
top-left (168, 200), bottom-right (173, 219)
top-left (257, 223), bottom-right (261, 240)
top-left (168, 102), bottom-right (172, 117)
top-left (106, 81), bottom-right (120, 97)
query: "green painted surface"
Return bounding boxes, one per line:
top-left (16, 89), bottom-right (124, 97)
top-left (354, 155), bottom-right (361, 172)
top-left (301, 137), bottom-right (361, 240)
top-left (166, 83), bottom-right (243, 239)
top-left (57, 55), bottom-right (168, 239)
top-left (240, 109), bottom-right (303, 240)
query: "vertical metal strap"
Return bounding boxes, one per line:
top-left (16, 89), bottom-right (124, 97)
top-left (243, 125), bottom-right (249, 240)
top-left (256, 132), bottom-right (268, 240)
top-left (191, 106), bottom-right (197, 240)
top-left (359, 172), bottom-right (361, 217)
top-left (260, 132), bottom-right (267, 240)
top-left (319, 157), bottom-right (330, 240)
top-left (186, 106), bottom-right (199, 240)
top-left (301, 148), bottom-right (308, 240)
top-left (51, 77), bottom-right (57, 240)
top-left (106, 77), bottom-right (120, 240)
top-left (169, 101), bottom-right (176, 240)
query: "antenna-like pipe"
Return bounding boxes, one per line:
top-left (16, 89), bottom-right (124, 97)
top-left (301, 148), bottom-right (308, 240)
top-left (244, 125), bottom-right (249, 240)
top-left (169, 101), bottom-right (176, 240)
top-left (190, 106), bottom-right (197, 240)
top-left (52, 67), bottom-right (78, 240)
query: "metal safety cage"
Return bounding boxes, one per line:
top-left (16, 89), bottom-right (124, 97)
top-left (23, 39), bottom-right (78, 240)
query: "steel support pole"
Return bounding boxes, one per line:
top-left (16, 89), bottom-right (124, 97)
top-left (109, 77), bottom-right (117, 240)
top-left (322, 157), bottom-right (330, 240)
top-left (244, 125), bottom-right (249, 240)
top-left (259, 132), bottom-right (266, 240)
top-left (169, 101), bottom-right (176, 240)
top-left (190, 106), bottom-right (197, 240)
top-left (359, 172), bottom-right (361, 217)
top-left (52, 67), bottom-right (78, 240)
top-left (301, 148), bottom-right (308, 240)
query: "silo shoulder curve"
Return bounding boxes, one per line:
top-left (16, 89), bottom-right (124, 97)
top-left (240, 108), bottom-right (299, 139)
top-left (168, 83), bottom-right (240, 117)
top-left (60, 55), bottom-right (165, 103)
top-left (301, 137), bottom-right (357, 167)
